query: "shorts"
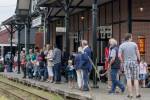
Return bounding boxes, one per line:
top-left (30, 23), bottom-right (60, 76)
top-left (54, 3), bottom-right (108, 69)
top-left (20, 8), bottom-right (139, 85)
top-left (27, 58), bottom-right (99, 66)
top-left (124, 61), bottom-right (139, 80)
top-left (68, 75), bottom-right (75, 81)
top-left (139, 74), bottom-right (146, 80)
top-left (47, 67), bottom-right (53, 76)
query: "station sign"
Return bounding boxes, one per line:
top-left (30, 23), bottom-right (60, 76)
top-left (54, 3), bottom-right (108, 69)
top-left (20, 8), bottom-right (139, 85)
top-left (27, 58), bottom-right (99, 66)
top-left (97, 25), bottom-right (112, 38)
top-left (32, 16), bottom-right (42, 28)
top-left (56, 27), bottom-right (66, 32)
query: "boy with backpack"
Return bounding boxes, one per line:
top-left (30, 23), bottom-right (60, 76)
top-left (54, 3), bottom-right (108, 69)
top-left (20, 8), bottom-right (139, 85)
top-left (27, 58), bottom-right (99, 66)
top-left (108, 38), bottom-right (125, 94)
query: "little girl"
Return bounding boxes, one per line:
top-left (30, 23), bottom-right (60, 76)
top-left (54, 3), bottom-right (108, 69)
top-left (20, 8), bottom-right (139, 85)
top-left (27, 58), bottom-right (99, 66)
top-left (66, 60), bottom-right (75, 88)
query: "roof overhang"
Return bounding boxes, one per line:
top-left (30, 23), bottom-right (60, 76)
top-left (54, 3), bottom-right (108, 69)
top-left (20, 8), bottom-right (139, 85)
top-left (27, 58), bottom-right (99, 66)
top-left (2, 15), bottom-right (16, 26)
top-left (37, 0), bottom-right (112, 20)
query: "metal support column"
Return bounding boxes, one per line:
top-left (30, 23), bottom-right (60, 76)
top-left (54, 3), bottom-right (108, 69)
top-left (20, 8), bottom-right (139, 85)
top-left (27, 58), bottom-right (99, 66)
top-left (1, 46), bottom-right (4, 60)
top-left (77, 14), bottom-right (80, 47)
top-left (43, 17), bottom-right (46, 46)
top-left (17, 26), bottom-right (21, 74)
top-left (82, 18), bottom-right (84, 39)
top-left (64, 0), bottom-right (70, 53)
top-left (10, 24), bottom-right (13, 72)
top-left (112, 0), bottom-right (114, 36)
top-left (27, 17), bottom-right (30, 54)
top-left (128, 0), bottom-right (132, 33)
top-left (119, 0), bottom-right (121, 44)
top-left (92, 0), bottom-right (98, 88)
top-left (25, 24), bottom-right (27, 53)
top-left (46, 17), bottom-right (51, 44)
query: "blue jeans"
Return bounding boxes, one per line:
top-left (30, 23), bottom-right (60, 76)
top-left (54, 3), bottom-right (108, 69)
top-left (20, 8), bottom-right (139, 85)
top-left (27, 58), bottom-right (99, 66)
top-left (26, 67), bottom-right (33, 78)
top-left (82, 69), bottom-right (89, 90)
top-left (111, 69), bottom-right (125, 92)
top-left (39, 67), bottom-right (48, 80)
top-left (53, 63), bottom-right (61, 82)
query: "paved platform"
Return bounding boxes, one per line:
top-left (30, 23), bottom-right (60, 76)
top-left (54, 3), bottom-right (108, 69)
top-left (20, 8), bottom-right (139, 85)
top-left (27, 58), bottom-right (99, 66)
top-left (0, 72), bottom-right (150, 100)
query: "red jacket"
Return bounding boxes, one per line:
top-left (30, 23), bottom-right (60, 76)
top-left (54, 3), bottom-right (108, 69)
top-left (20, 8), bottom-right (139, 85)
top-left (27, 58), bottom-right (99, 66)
top-left (104, 47), bottom-right (109, 70)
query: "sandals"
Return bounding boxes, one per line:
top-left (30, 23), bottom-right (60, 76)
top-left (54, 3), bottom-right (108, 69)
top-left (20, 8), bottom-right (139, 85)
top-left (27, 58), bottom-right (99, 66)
top-left (127, 95), bottom-right (133, 99)
top-left (46, 80), bottom-right (50, 83)
top-left (127, 94), bottom-right (141, 99)
top-left (136, 94), bottom-right (141, 98)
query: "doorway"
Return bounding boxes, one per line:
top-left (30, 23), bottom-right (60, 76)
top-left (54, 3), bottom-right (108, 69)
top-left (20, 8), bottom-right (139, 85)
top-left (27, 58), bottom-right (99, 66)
top-left (97, 34), bottom-right (110, 66)
top-left (56, 35), bottom-right (63, 50)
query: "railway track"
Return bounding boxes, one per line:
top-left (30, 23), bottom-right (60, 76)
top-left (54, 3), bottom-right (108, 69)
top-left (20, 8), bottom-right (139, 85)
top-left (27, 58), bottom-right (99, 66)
top-left (0, 75), bottom-right (90, 100)
top-left (0, 80), bottom-right (49, 100)
top-left (0, 76), bottom-right (64, 100)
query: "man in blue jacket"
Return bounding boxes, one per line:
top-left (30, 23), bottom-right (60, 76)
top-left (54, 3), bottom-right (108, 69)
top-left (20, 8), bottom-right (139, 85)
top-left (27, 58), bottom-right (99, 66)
top-left (81, 40), bottom-right (92, 91)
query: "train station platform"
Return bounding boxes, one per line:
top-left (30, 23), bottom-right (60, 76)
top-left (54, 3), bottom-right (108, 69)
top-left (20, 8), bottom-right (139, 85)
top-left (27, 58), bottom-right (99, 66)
top-left (0, 72), bottom-right (150, 100)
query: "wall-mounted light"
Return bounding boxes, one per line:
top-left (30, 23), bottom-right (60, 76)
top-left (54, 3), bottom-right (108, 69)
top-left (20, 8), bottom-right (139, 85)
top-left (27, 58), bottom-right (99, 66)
top-left (80, 16), bottom-right (85, 20)
top-left (139, 7), bottom-right (144, 12)
top-left (139, 0), bottom-right (144, 12)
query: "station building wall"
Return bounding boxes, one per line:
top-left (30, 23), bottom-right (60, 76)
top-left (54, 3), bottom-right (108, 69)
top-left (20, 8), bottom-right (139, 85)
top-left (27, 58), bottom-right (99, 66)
top-left (48, 0), bottom-right (150, 64)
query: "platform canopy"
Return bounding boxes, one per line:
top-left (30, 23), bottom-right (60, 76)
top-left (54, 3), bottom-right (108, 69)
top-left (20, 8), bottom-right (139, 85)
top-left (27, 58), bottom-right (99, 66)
top-left (37, 0), bottom-right (111, 19)
top-left (2, 15), bottom-right (16, 26)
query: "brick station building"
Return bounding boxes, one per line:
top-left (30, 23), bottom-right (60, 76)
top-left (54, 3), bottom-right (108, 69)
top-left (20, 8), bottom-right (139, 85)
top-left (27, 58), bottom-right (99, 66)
top-left (0, 28), bottom-right (17, 57)
top-left (36, 0), bottom-right (150, 66)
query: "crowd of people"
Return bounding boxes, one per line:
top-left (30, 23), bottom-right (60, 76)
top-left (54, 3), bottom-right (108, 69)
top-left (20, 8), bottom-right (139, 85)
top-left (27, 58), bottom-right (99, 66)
top-left (9, 40), bottom-right (92, 91)
top-left (3, 33), bottom-right (150, 97)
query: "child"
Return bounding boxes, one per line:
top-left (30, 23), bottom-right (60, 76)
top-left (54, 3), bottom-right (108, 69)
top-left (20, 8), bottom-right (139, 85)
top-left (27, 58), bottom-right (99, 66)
top-left (66, 60), bottom-right (75, 88)
top-left (139, 59), bottom-right (148, 88)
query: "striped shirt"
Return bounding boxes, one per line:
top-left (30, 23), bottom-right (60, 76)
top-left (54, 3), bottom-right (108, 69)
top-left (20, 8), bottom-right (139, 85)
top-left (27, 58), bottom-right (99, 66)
top-left (53, 48), bottom-right (61, 65)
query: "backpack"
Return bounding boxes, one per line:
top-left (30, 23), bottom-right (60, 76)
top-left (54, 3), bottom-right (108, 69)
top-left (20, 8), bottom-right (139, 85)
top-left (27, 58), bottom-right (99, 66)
top-left (110, 46), bottom-right (120, 69)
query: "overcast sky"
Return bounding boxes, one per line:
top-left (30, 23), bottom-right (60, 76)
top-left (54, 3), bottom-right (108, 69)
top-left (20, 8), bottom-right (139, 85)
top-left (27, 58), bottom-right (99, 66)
top-left (0, 0), bottom-right (17, 24)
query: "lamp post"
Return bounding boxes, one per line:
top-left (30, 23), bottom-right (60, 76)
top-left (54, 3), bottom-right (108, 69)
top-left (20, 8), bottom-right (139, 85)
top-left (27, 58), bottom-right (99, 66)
top-left (15, 0), bottom-right (31, 53)
top-left (15, 0), bottom-right (31, 73)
